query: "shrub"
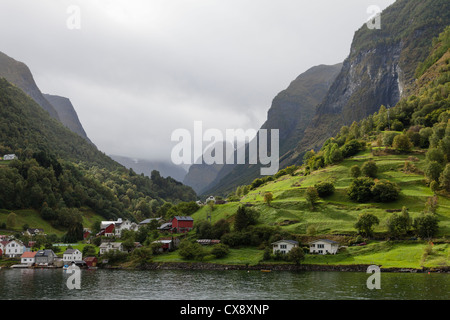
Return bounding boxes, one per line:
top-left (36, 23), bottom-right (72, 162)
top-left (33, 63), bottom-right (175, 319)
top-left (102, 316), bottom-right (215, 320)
top-left (361, 160), bottom-right (378, 178)
top-left (234, 206), bottom-right (259, 231)
top-left (392, 134), bottom-right (413, 153)
top-left (348, 177), bottom-right (375, 203)
top-left (425, 161), bottom-right (443, 182)
top-left (371, 180), bottom-right (400, 202)
top-left (440, 163), bottom-right (450, 191)
top-left (341, 140), bottom-right (364, 158)
top-left (306, 225), bottom-right (317, 236)
top-left (211, 243), bottom-right (230, 258)
top-left (314, 181), bottom-right (335, 197)
top-left (305, 187), bottom-right (320, 209)
top-left (263, 192), bottom-right (273, 206)
top-left (350, 165), bottom-right (361, 178)
top-left (354, 213), bottom-right (380, 237)
top-left (287, 247), bottom-right (305, 265)
top-left (413, 214), bottom-right (439, 239)
top-left (383, 132), bottom-right (400, 146)
top-left (178, 240), bottom-right (206, 260)
top-left (391, 119), bottom-right (404, 131)
top-left (263, 248), bottom-right (272, 261)
top-left (426, 148), bottom-right (445, 163)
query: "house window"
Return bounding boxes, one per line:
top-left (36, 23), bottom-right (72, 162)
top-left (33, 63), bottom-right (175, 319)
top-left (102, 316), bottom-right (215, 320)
top-left (281, 250), bottom-right (286, 254)
top-left (318, 244), bottom-right (325, 248)
top-left (311, 244), bottom-right (315, 248)
top-left (280, 245), bottom-right (287, 249)
top-left (319, 250), bottom-right (323, 254)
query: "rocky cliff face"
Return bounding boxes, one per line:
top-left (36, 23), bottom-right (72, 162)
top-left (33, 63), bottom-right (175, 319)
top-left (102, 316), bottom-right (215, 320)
top-left (43, 94), bottom-right (92, 144)
top-left (0, 51), bottom-right (96, 143)
top-left (290, 0), bottom-right (450, 159)
top-left (0, 51), bottom-right (60, 120)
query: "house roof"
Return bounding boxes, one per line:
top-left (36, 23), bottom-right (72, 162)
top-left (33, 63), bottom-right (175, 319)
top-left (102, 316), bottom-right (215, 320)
top-left (309, 239), bottom-right (339, 244)
top-left (158, 222), bottom-right (172, 229)
top-left (99, 242), bottom-right (122, 248)
top-left (63, 249), bottom-right (80, 254)
top-left (173, 216), bottom-right (194, 221)
top-left (21, 251), bottom-right (37, 258)
top-left (153, 240), bottom-right (172, 244)
top-left (139, 217), bottom-right (162, 224)
top-left (84, 257), bottom-right (97, 262)
top-left (35, 249), bottom-right (56, 257)
top-left (271, 240), bottom-right (299, 245)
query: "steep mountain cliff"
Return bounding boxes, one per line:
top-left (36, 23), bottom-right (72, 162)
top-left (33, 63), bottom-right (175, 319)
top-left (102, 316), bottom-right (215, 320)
top-left (0, 51), bottom-right (60, 120)
top-left (44, 94), bottom-right (92, 143)
top-left (43, 94), bottom-right (92, 144)
top-left (197, 0), bottom-right (450, 196)
top-left (290, 0), bottom-right (450, 160)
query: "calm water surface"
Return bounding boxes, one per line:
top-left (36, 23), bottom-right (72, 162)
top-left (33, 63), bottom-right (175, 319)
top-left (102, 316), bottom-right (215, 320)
top-left (0, 268), bottom-right (448, 300)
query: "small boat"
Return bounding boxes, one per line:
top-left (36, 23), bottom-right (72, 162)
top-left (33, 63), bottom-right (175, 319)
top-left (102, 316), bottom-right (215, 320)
top-left (261, 269), bottom-right (272, 272)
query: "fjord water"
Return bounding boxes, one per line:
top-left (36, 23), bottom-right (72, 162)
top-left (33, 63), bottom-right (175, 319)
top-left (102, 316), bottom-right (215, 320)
top-left (0, 269), bottom-right (448, 300)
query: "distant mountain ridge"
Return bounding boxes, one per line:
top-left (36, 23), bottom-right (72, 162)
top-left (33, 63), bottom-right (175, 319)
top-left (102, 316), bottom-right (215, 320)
top-left (110, 154), bottom-right (188, 183)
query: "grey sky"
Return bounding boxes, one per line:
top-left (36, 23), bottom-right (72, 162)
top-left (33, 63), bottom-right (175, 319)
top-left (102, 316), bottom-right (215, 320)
top-left (0, 0), bottom-right (395, 161)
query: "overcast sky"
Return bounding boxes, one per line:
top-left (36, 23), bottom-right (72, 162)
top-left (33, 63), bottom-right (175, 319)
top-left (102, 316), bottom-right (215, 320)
top-left (0, 0), bottom-right (395, 162)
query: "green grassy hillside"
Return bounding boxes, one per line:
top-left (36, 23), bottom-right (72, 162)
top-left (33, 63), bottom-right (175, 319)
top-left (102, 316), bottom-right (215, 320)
top-left (0, 207), bottom-right (104, 237)
top-left (192, 149), bottom-right (449, 237)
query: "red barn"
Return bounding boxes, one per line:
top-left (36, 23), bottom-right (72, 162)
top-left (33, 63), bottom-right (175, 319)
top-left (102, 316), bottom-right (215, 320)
top-left (171, 216), bottom-right (194, 233)
top-left (84, 256), bottom-right (98, 268)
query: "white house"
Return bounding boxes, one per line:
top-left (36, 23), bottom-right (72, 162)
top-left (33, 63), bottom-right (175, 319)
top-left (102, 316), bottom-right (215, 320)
top-left (4, 240), bottom-right (25, 257)
top-left (309, 239), bottom-right (339, 255)
top-left (63, 249), bottom-right (83, 264)
top-left (205, 196), bottom-right (215, 203)
top-left (114, 219), bottom-right (139, 237)
top-left (271, 240), bottom-right (299, 255)
top-left (21, 251), bottom-right (37, 265)
top-left (3, 154), bottom-right (17, 161)
top-left (99, 242), bottom-right (124, 255)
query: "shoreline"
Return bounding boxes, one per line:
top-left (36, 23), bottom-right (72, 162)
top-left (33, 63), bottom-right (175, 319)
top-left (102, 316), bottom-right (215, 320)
top-left (130, 262), bottom-right (450, 273)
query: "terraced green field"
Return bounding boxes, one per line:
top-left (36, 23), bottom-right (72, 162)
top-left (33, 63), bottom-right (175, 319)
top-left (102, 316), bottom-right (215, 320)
top-left (193, 150), bottom-right (450, 237)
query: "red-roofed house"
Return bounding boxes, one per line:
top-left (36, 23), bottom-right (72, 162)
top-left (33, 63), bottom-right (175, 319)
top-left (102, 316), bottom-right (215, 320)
top-left (21, 251), bottom-right (37, 265)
